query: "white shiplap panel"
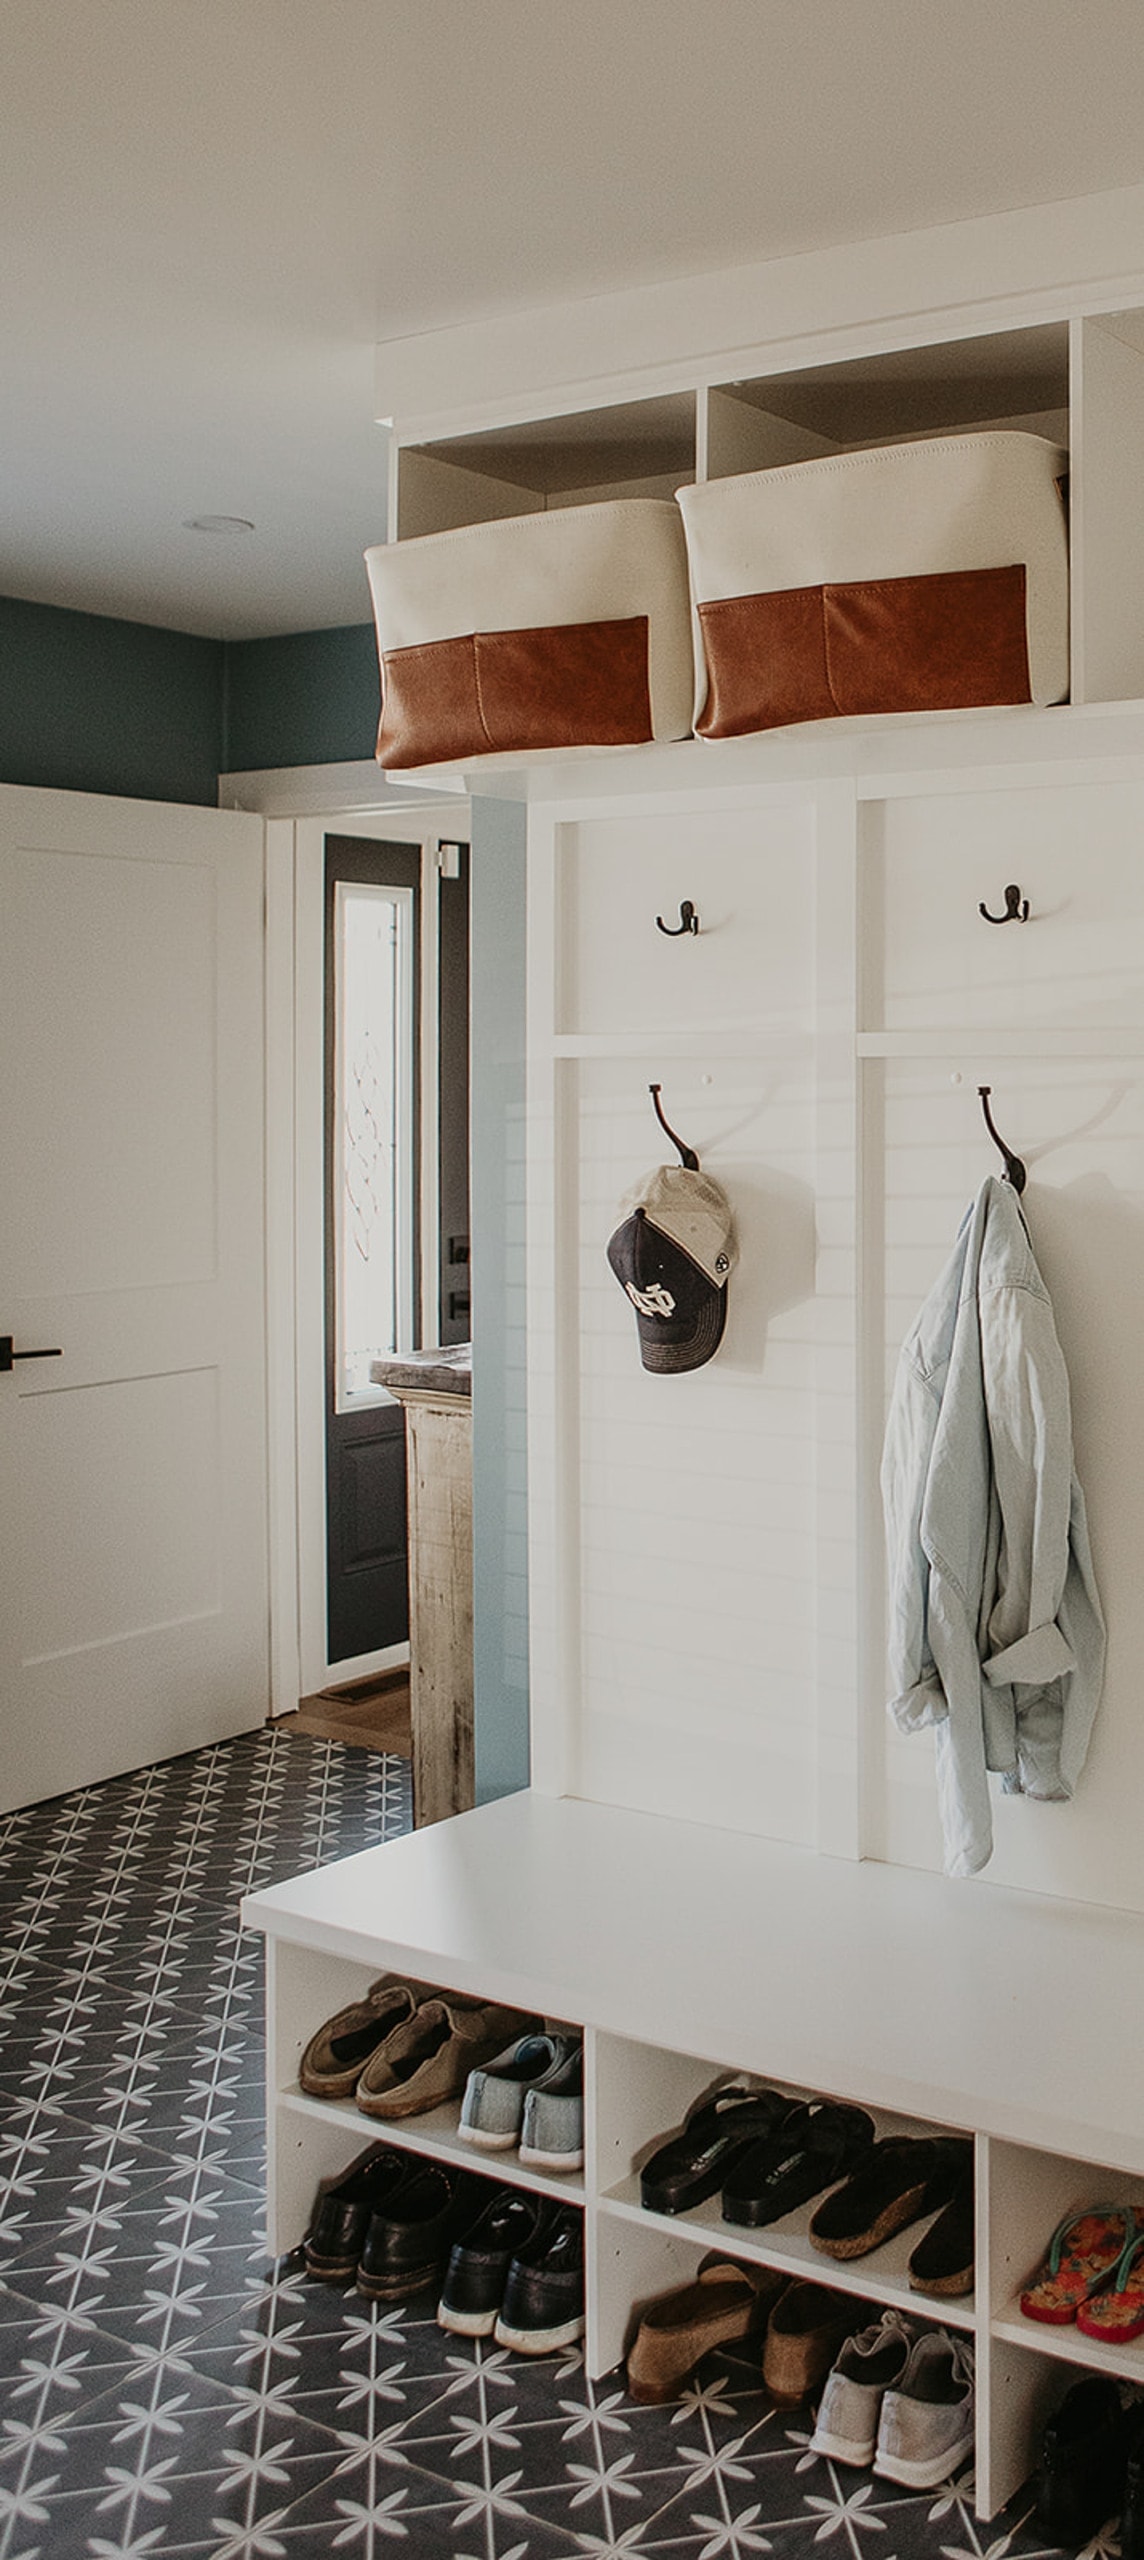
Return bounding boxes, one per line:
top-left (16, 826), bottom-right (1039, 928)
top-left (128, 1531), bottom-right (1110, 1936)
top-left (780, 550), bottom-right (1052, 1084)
top-left (870, 778), bottom-right (1144, 1033)
top-left (557, 801), bottom-right (815, 1042)
top-left (573, 1057), bottom-right (820, 1838)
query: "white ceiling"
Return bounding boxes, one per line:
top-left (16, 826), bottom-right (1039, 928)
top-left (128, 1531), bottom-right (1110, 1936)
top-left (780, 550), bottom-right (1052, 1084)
top-left (5, 0), bottom-right (1144, 640)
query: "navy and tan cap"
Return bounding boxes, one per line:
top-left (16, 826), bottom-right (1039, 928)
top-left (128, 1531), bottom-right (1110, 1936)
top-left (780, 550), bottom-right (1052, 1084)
top-left (607, 1163), bottom-right (737, 1373)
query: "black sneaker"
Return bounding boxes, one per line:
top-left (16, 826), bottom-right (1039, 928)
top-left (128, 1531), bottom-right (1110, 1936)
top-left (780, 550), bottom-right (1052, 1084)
top-left (304, 2144), bottom-right (412, 2282)
top-left (494, 2205), bottom-right (585, 2355)
top-left (356, 2162), bottom-right (465, 2300)
top-left (437, 2184), bottom-right (545, 2336)
top-left (1034, 2376), bottom-right (1130, 2547)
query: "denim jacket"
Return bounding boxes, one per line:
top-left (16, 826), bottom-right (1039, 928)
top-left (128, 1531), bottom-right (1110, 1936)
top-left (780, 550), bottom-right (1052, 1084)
top-left (881, 1176), bottom-right (1105, 1878)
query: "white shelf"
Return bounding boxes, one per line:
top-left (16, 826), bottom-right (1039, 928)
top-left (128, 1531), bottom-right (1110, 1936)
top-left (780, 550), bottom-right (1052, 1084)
top-left (279, 2081), bottom-right (585, 2207)
top-left (857, 1027), bottom-right (1144, 1058)
top-left (551, 1028), bottom-right (814, 1060)
top-left (599, 2176), bottom-right (975, 2333)
top-left (992, 2308), bottom-right (1144, 2385)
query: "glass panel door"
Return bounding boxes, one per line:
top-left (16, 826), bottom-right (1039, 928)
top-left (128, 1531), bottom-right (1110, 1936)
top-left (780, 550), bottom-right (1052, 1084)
top-left (333, 880), bottom-right (415, 1406)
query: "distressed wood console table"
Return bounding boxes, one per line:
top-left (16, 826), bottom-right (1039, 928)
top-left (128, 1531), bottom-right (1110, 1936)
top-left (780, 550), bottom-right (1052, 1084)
top-left (370, 1344), bottom-right (473, 1826)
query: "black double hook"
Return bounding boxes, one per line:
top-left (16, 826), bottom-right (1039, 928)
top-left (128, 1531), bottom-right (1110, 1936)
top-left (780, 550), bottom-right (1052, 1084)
top-left (656, 900), bottom-right (700, 937)
top-left (979, 884), bottom-right (1029, 924)
top-left (979, 1086), bottom-right (1027, 1192)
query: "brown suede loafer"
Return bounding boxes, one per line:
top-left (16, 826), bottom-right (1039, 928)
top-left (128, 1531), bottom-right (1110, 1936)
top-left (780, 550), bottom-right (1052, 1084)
top-left (299, 1973), bottom-right (432, 2100)
top-left (626, 2257), bottom-right (786, 2404)
top-left (355, 1996), bottom-right (543, 2120)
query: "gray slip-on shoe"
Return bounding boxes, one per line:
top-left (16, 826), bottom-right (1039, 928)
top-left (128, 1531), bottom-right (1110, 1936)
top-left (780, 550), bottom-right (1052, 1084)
top-left (874, 2330), bottom-right (975, 2488)
top-left (519, 2043), bottom-right (584, 2171)
top-left (809, 2310), bottom-right (916, 2466)
top-left (458, 2031), bottom-right (578, 2152)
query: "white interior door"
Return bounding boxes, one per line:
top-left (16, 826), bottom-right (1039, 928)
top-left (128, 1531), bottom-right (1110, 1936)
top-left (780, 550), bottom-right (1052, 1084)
top-left (0, 784), bottom-right (269, 1812)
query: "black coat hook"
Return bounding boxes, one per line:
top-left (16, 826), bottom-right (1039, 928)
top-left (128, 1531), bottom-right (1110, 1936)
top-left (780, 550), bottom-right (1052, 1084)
top-left (656, 900), bottom-right (700, 937)
top-left (649, 1083), bottom-right (699, 1170)
top-left (979, 1086), bottom-right (1027, 1192)
top-left (979, 884), bottom-right (1029, 924)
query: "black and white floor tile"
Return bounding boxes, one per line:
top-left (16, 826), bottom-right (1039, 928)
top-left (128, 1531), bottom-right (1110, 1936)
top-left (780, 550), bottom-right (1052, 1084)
top-left (0, 1730), bottom-right (1074, 2558)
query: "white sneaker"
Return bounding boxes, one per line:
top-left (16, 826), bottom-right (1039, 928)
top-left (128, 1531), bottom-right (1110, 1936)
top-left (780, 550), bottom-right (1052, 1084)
top-left (810, 2311), bottom-right (915, 2467)
top-left (874, 2331), bottom-right (975, 2490)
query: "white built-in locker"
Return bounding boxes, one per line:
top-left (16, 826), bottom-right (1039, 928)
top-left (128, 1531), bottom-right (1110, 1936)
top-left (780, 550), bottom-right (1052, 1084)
top-left (526, 742), bottom-right (1144, 1918)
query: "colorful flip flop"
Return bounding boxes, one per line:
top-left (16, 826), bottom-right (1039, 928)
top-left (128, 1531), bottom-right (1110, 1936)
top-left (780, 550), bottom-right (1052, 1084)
top-left (1020, 2205), bottom-right (1139, 2324)
top-left (1077, 2232), bottom-right (1144, 2341)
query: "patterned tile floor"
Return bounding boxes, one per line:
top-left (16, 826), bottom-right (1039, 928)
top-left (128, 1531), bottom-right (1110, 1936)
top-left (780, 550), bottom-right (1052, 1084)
top-left (0, 1729), bottom-right (1070, 2560)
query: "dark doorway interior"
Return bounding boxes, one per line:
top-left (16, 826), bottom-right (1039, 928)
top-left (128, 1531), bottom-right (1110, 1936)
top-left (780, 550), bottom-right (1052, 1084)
top-left (438, 837), bottom-right (471, 1342)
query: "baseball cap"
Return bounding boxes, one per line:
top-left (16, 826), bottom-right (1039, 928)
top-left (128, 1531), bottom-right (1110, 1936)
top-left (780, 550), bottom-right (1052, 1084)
top-left (607, 1162), bottom-right (736, 1373)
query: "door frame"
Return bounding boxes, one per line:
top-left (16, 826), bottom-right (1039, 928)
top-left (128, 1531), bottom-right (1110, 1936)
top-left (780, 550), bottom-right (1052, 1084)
top-left (263, 793), bottom-right (471, 1710)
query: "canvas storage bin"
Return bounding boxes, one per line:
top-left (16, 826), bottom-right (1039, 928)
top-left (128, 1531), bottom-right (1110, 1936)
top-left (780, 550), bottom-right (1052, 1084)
top-left (675, 431), bottom-right (1070, 738)
top-left (365, 500), bottom-right (694, 769)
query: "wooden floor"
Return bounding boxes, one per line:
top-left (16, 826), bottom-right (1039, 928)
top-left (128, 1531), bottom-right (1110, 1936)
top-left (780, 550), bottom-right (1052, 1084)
top-left (276, 1670), bottom-right (412, 1758)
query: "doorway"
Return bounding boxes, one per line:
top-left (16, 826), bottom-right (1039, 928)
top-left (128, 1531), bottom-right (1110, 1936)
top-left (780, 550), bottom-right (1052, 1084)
top-left (279, 804), bottom-right (471, 1705)
top-left (324, 834), bottom-right (420, 1667)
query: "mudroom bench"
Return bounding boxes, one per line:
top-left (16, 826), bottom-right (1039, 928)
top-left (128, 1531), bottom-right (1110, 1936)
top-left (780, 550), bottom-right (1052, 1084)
top-left (242, 1787), bottom-right (1144, 2521)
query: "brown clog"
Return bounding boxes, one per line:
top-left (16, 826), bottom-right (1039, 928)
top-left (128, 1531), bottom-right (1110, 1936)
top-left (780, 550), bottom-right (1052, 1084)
top-left (626, 2259), bottom-right (785, 2404)
top-left (809, 2137), bottom-right (972, 2261)
top-left (762, 2279), bottom-right (860, 2406)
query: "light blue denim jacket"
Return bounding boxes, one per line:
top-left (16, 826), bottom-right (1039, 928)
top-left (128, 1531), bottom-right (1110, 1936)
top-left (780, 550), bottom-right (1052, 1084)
top-left (881, 1176), bottom-right (1106, 1878)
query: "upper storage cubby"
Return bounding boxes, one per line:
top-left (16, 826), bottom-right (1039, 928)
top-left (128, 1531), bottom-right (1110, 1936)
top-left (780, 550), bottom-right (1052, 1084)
top-left (397, 391), bottom-right (697, 539)
top-left (705, 321), bottom-right (1070, 476)
top-left (388, 302), bottom-right (1144, 713)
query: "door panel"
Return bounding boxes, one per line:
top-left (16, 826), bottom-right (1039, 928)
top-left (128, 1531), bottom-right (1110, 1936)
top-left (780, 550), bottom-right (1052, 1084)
top-left (0, 785), bottom-right (269, 1812)
top-left (2, 839), bottom-right (217, 1291)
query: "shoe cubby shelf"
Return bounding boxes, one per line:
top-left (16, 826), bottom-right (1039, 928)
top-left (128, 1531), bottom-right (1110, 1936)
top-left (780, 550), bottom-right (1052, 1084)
top-left (600, 2185), bottom-right (976, 2334)
top-left (279, 2081), bottom-right (586, 2209)
top-left (242, 1791), bottom-right (1144, 2524)
top-left (600, 2085), bottom-right (977, 2336)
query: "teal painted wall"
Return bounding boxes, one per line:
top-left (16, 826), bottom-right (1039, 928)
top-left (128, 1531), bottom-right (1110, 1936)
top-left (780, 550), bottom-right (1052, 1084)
top-left (0, 596), bottom-right (381, 802)
top-left (222, 624), bottom-right (379, 773)
top-left (469, 795), bottom-right (531, 1804)
top-left (0, 595), bottom-right (224, 805)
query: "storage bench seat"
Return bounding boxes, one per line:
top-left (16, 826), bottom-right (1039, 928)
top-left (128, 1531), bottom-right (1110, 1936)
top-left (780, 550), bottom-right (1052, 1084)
top-left (242, 1788), bottom-right (1144, 2518)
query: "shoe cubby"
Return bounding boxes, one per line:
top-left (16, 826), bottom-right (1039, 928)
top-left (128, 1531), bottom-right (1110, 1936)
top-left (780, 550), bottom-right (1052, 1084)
top-left (593, 2031), bottom-right (977, 2329)
top-left (262, 1937), bottom-right (586, 2256)
top-left (988, 2139), bottom-right (1144, 2386)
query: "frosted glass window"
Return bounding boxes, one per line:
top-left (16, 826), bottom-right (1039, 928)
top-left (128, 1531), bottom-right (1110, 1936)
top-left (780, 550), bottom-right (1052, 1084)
top-left (334, 882), bottom-right (415, 1405)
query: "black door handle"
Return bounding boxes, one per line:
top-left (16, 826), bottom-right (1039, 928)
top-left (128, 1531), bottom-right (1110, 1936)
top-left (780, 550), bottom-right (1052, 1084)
top-left (0, 1336), bottom-right (63, 1372)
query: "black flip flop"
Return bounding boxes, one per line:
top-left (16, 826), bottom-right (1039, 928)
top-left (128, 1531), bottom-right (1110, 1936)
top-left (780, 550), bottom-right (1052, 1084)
top-left (722, 2100), bottom-right (875, 2227)
top-left (640, 2084), bottom-right (795, 2216)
